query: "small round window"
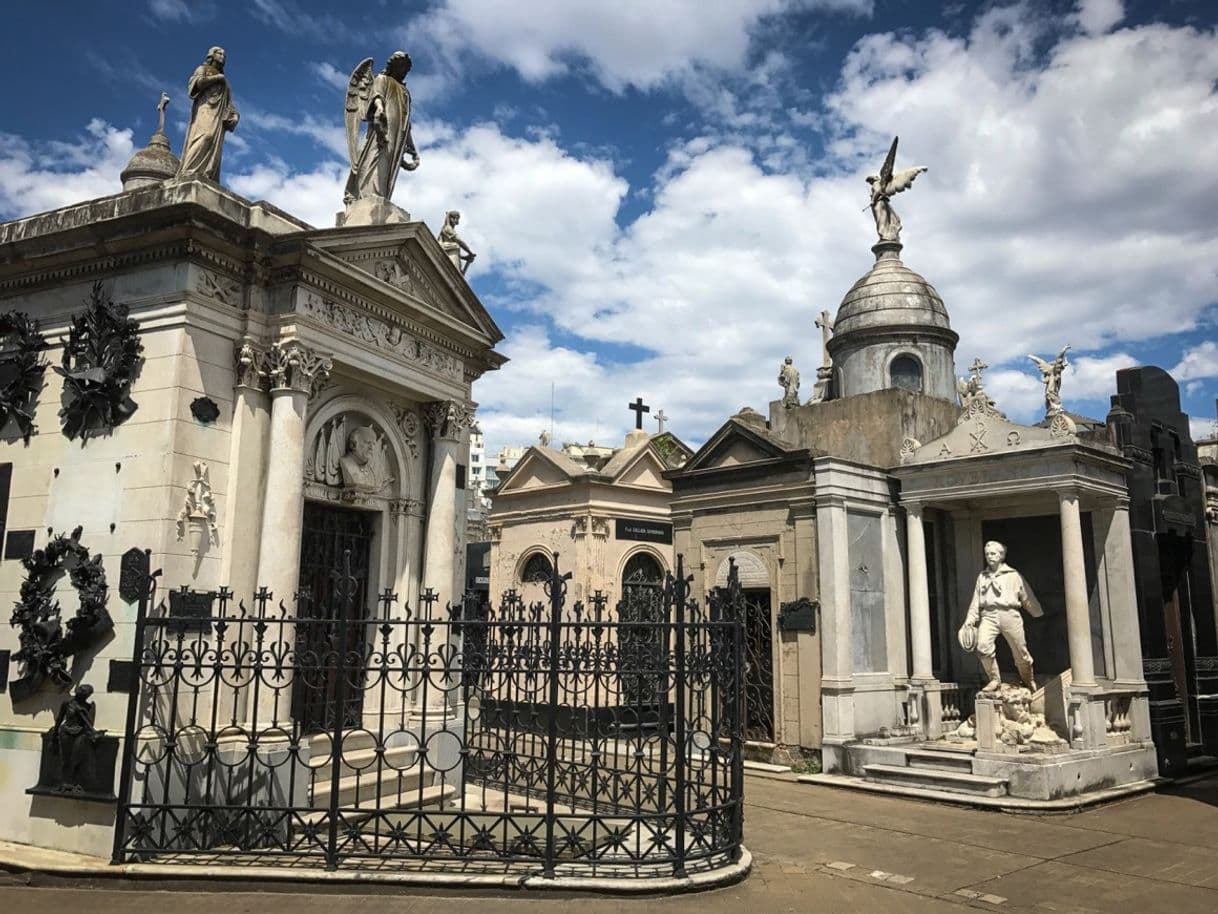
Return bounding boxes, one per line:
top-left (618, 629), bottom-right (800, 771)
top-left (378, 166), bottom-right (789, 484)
top-left (890, 354), bottom-right (923, 392)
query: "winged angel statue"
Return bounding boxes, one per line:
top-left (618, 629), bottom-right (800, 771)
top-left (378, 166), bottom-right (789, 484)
top-left (343, 52), bottom-right (420, 206)
top-left (1028, 345), bottom-right (1071, 417)
top-left (866, 137), bottom-right (927, 243)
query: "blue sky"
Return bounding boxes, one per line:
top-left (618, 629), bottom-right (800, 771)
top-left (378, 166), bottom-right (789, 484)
top-left (2, 0), bottom-right (1217, 455)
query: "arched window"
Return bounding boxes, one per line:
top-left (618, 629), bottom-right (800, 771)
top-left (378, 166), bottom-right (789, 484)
top-left (889, 354), bottom-right (923, 393)
top-left (618, 552), bottom-right (666, 706)
top-left (622, 553), bottom-right (664, 590)
top-left (520, 552), bottom-right (552, 584)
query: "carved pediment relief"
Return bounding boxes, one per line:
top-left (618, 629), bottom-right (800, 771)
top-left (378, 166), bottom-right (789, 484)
top-left (370, 250), bottom-right (445, 312)
top-left (902, 408), bottom-right (1076, 465)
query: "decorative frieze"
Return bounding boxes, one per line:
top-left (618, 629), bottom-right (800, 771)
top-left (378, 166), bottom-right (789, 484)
top-left (195, 267), bottom-right (241, 307)
top-left (300, 291), bottom-right (462, 379)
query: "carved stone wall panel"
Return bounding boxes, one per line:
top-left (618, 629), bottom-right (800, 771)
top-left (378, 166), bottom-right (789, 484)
top-left (195, 267), bottom-right (242, 307)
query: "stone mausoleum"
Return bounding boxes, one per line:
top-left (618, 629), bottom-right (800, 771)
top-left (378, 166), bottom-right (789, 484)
top-left (0, 127), bottom-right (503, 852)
top-left (666, 140), bottom-right (1192, 804)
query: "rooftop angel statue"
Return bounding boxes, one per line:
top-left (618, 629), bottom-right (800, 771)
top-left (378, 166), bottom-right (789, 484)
top-left (342, 52), bottom-right (420, 213)
top-left (1028, 345), bottom-right (1071, 418)
top-left (866, 136), bottom-right (927, 244)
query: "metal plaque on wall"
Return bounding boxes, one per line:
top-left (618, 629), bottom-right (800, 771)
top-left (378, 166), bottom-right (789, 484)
top-left (614, 518), bottom-right (673, 544)
top-left (168, 589), bottom-right (216, 631)
top-left (119, 547), bottom-right (150, 603)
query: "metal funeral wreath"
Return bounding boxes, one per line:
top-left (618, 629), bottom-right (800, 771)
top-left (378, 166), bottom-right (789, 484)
top-left (55, 281), bottom-right (144, 442)
top-left (0, 310), bottom-right (49, 443)
top-left (9, 526), bottom-right (113, 702)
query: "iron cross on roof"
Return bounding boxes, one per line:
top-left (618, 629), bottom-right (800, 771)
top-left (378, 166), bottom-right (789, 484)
top-left (628, 396), bottom-right (650, 430)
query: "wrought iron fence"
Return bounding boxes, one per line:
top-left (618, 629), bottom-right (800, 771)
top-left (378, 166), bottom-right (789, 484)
top-left (112, 554), bottom-right (746, 879)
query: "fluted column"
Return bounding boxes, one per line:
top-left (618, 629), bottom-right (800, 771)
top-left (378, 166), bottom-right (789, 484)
top-left (906, 502), bottom-right (934, 681)
top-left (420, 400), bottom-right (473, 614)
top-left (1058, 489), bottom-right (1096, 688)
top-left (253, 342), bottom-right (331, 615)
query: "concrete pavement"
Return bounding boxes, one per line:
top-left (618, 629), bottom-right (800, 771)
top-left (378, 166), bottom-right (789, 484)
top-left (3, 772), bottom-right (1218, 912)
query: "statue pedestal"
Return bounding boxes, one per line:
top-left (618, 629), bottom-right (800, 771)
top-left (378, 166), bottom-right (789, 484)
top-left (336, 196), bottom-right (411, 228)
top-left (26, 728), bottom-right (119, 803)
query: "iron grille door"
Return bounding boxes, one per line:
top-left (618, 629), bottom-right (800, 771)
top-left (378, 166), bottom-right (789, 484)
top-left (295, 501), bottom-right (374, 732)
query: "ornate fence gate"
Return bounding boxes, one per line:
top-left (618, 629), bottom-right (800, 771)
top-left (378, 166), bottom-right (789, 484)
top-left (112, 555), bottom-right (746, 880)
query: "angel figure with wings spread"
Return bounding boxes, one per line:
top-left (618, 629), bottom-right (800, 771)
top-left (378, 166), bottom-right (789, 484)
top-left (866, 137), bottom-right (927, 243)
top-left (1028, 345), bottom-right (1071, 417)
top-left (343, 52), bottom-right (420, 207)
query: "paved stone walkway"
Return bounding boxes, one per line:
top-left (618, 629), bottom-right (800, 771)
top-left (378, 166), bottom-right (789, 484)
top-left (3, 772), bottom-right (1217, 912)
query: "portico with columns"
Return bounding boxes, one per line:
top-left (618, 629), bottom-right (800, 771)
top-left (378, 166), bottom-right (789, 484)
top-left (878, 398), bottom-right (1160, 801)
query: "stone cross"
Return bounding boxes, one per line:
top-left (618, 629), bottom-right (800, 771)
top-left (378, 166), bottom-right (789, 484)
top-left (156, 91), bottom-right (170, 134)
top-left (628, 397), bottom-right (650, 430)
top-left (654, 410), bottom-right (668, 434)
top-left (969, 357), bottom-right (988, 384)
top-left (815, 310), bottom-right (835, 368)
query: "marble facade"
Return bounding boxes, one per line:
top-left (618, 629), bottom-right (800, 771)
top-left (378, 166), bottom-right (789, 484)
top-left (0, 178), bottom-right (504, 854)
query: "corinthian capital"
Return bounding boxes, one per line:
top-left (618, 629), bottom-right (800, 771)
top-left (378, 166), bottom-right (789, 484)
top-left (261, 342), bottom-right (332, 397)
top-left (421, 399), bottom-right (474, 441)
top-left (234, 340), bottom-right (265, 390)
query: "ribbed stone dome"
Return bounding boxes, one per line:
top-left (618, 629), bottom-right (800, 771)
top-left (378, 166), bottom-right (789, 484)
top-left (833, 241), bottom-right (950, 336)
top-left (120, 128), bottom-right (179, 191)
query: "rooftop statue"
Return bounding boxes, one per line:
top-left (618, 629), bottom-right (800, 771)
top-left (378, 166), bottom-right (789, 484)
top-left (1029, 345), bottom-right (1071, 418)
top-left (177, 47), bottom-right (239, 182)
top-left (438, 211), bottom-right (476, 275)
top-left (344, 52), bottom-right (420, 209)
top-left (865, 136), bottom-right (927, 244)
top-left (777, 356), bottom-right (800, 408)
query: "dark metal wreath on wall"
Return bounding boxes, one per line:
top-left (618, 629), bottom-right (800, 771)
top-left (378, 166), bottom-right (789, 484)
top-left (56, 281), bottom-right (144, 443)
top-left (0, 310), bottom-right (49, 443)
top-left (9, 526), bottom-right (113, 702)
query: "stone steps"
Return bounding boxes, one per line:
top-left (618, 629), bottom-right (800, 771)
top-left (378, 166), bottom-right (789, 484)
top-left (862, 763), bottom-right (1008, 798)
top-left (905, 748), bottom-right (976, 772)
top-left (310, 763), bottom-right (437, 809)
top-left (298, 781), bottom-right (458, 827)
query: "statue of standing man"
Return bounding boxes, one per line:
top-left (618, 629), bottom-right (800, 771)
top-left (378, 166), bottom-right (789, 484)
top-left (959, 541), bottom-right (1043, 692)
top-left (342, 52), bottom-right (420, 225)
top-left (177, 47), bottom-right (239, 182)
top-left (777, 356), bottom-right (800, 408)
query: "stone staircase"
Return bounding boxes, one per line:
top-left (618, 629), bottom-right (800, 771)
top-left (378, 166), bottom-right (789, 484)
top-left (300, 730), bottom-right (456, 824)
top-left (861, 743), bottom-right (1009, 798)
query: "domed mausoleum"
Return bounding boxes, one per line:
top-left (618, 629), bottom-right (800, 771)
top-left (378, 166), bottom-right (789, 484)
top-left (827, 238), bottom-right (958, 401)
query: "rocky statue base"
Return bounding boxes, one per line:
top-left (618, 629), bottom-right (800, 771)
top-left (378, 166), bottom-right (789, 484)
top-left (969, 684), bottom-right (1068, 754)
top-left (337, 195), bottom-right (411, 228)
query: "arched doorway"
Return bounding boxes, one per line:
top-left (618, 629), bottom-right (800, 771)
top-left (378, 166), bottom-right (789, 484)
top-left (618, 552), bottom-right (665, 708)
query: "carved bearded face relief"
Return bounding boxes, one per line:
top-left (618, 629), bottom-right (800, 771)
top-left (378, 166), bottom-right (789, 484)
top-left (349, 426), bottom-right (376, 465)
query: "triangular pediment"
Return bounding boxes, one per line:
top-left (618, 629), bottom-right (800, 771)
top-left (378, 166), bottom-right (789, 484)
top-left (303, 223), bottom-right (504, 346)
top-left (613, 448), bottom-right (671, 490)
top-left (496, 448), bottom-right (584, 494)
top-left (901, 400), bottom-right (1079, 465)
top-left (681, 418), bottom-right (797, 473)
